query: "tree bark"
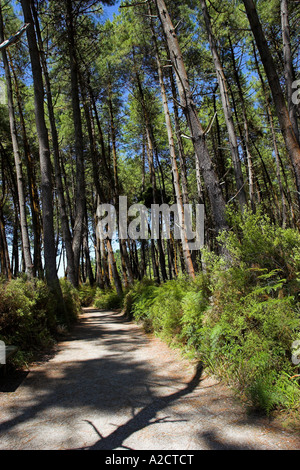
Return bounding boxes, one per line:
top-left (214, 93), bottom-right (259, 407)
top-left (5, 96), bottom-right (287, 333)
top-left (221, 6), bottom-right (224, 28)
top-left (281, 0), bottom-right (299, 144)
top-left (31, 1), bottom-right (77, 287)
top-left (0, 203), bottom-right (12, 280)
top-left (65, 0), bottom-right (87, 286)
top-left (253, 43), bottom-right (288, 226)
top-left (107, 76), bottom-right (133, 286)
top-left (21, 0), bottom-right (61, 295)
top-left (243, 0), bottom-right (300, 208)
top-left (0, 1), bottom-right (33, 278)
top-left (150, 12), bottom-right (195, 278)
top-left (200, 0), bottom-right (247, 209)
top-left (168, 68), bottom-right (189, 205)
top-left (133, 53), bottom-right (164, 282)
top-left (8, 54), bottom-right (43, 276)
top-left (154, 0), bottom-right (227, 235)
top-left (228, 35), bottom-right (255, 211)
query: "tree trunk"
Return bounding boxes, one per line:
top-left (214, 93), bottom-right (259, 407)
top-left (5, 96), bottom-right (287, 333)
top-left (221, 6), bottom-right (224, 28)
top-left (168, 68), bottom-right (189, 205)
top-left (31, 1), bottom-right (77, 287)
top-left (243, 0), bottom-right (300, 208)
top-left (150, 12), bottom-right (195, 278)
top-left (8, 56), bottom-right (43, 276)
top-left (212, 89), bottom-right (229, 201)
top-left (281, 0), bottom-right (299, 144)
top-left (133, 54), bottom-right (164, 282)
top-left (253, 43), bottom-right (288, 226)
top-left (21, 0), bottom-right (61, 298)
top-left (65, 0), bottom-right (87, 286)
top-left (228, 35), bottom-right (256, 211)
top-left (11, 213), bottom-right (19, 277)
top-left (107, 77), bottom-right (133, 286)
top-left (200, 0), bottom-right (247, 209)
top-left (106, 239), bottom-right (123, 296)
top-left (0, 1), bottom-right (33, 278)
top-left (0, 203), bottom-right (12, 280)
top-left (95, 231), bottom-right (105, 290)
top-left (155, 0), bottom-right (227, 235)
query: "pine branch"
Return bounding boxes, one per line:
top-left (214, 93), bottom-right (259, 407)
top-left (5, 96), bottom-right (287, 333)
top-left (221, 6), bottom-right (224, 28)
top-left (0, 23), bottom-right (30, 51)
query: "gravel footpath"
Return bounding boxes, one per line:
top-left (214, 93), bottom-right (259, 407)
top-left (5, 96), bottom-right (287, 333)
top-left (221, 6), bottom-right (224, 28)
top-left (0, 307), bottom-right (299, 450)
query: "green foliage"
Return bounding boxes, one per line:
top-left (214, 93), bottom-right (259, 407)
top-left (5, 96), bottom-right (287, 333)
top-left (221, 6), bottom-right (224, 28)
top-left (149, 279), bottom-right (188, 339)
top-left (0, 278), bottom-right (55, 357)
top-left (124, 210), bottom-right (300, 415)
top-left (199, 210), bottom-right (300, 413)
top-left (59, 279), bottom-right (81, 325)
top-left (179, 288), bottom-right (209, 351)
top-left (77, 282), bottom-right (97, 307)
top-left (94, 288), bottom-right (124, 310)
top-left (0, 277), bottom-right (80, 364)
top-left (121, 278), bottom-right (157, 332)
top-left (219, 207), bottom-right (300, 288)
top-left (126, 275), bottom-right (210, 348)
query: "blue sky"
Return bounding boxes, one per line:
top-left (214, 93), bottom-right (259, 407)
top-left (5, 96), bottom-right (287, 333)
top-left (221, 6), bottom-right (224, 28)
top-left (10, 0), bottom-right (121, 24)
top-left (102, 1), bottom-right (121, 21)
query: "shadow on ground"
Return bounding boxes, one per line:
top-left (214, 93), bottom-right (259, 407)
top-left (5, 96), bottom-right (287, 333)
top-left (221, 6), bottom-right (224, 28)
top-left (0, 309), bottom-right (296, 450)
top-left (79, 363), bottom-right (203, 450)
top-left (0, 310), bottom-right (202, 448)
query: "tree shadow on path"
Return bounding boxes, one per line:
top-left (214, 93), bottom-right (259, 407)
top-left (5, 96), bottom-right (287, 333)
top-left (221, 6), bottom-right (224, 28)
top-left (0, 310), bottom-right (202, 450)
top-left (1, 309), bottom-right (297, 450)
top-left (77, 363), bottom-right (203, 450)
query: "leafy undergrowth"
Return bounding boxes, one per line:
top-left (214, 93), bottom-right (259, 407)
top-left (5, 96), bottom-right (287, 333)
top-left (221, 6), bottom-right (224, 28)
top-left (121, 209), bottom-right (300, 419)
top-left (77, 283), bottom-right (97, 307)
top-left (0, 277), bottom-right (81, 366)
top-left (94, 288), bottom-right (125, 310)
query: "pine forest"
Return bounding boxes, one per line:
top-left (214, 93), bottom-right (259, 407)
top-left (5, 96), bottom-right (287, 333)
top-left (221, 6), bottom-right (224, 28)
top-left (0, 0), bottom-right (300, 432)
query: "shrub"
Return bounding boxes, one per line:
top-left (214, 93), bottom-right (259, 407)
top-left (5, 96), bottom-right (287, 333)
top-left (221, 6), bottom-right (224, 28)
top-left (94, 288), bottom-right (124, 310)
top-left (0, 277), bottom-right (81, 364)
top-left (0, 278), bottom-right (55, 356)
top-left (122, 278), bottom-right (156, 317)
top-left (179, 289), bottom-right (209, 353)
top-left (121, 278), bottom-right (158, 331)
top-left (218, 207), bottom-right (300, 292)
top-left (126, 275), bottom-right (210, 348)
top-left (149, 278), bottom-right (194, 342)
top-left (198, 209), bottom-right (300, 413)
top-left (124, 209), bottom-right (300, 415)
top-left (77, 283), bottom-right (97, 307)
top-left (59, 279), bottom-right (81, 325)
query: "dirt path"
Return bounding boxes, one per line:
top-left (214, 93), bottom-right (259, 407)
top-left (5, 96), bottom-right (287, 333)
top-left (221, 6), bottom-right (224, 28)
top-left (0, 308), bottom-right (299, 450)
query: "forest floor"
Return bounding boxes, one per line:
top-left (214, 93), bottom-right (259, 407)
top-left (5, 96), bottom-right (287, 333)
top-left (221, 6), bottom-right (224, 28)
top-left (0, 307), bottom-right (299, 451)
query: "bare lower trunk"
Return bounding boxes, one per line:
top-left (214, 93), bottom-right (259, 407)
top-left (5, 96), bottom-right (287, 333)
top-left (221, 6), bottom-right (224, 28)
top-left (169, 69), bottom-right (189, 205)
top-left (228, 35), bottom-right (255, 211)
top-left (21, 0), bottom-right (61, 298)
top-left (243, 0), bottom-right (300, 208)
top-left (0, 2), bottom-right (33, 278)
top-left (106, 239), bottom-right (123, 296)
top-left (0, 204), bottom-right (12, 279)
top-left (200, 0), bottom-right (247, 209)
top-left (155, 0), bottom-right (227, 235)
top-left (32, 1), bottom-right (77, 287)
top-left (150, 12), bottom-right (195, 278)
top-left (9, 59), bottom-right (42, 276)
top-left (253, 44), bottom-right (288, 225)
top-left (66, 0), bottom-right (86, 285)
top-left (281, 0), bottom-right (299, 144)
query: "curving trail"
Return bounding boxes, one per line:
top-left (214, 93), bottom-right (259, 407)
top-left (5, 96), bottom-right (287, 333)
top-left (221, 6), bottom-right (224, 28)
top-left (0, 308), bottom-right (299, 450)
